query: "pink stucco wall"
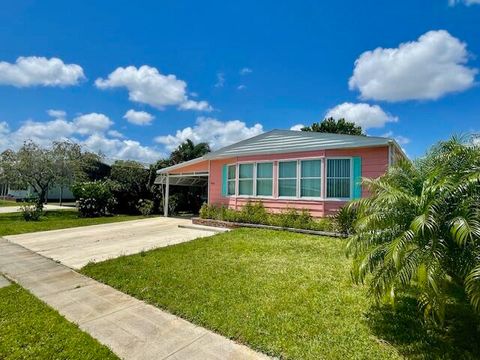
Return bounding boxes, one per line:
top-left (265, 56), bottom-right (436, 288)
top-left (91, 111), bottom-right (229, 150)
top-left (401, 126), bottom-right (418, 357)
top-left (165, 145), bottom-right (389, 217)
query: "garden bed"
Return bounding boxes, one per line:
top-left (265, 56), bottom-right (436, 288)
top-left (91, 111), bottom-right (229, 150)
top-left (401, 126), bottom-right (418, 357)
top-left (192, 217), bottom-right (345, 237)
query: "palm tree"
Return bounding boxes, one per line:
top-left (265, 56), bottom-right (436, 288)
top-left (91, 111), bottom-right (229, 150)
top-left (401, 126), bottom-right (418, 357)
top-left (170, 139), bottom-right (210, 164)
top-left (346, 137), bottom-right (480, 324)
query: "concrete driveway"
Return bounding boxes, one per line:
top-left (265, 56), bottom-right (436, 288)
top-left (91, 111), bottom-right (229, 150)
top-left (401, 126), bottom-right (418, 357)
top-left (4, 217), bottom-right (217, 269)
top-left (0, 204), bottom-right (73, 214)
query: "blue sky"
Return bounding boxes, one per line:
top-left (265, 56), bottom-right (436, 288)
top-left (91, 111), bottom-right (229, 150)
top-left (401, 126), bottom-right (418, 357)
top-left (0, 0), bottom-right (479, 162)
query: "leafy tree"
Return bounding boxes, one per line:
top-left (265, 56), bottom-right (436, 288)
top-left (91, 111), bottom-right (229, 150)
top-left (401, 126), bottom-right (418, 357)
top-left (302, 117), bottom-right (364, 136)
top-left (0, 140), bottom-right (102, 205)
top-left (109, 160), bottom-right (150, 214)
top-left (346, 137), bottom-right (480, 325)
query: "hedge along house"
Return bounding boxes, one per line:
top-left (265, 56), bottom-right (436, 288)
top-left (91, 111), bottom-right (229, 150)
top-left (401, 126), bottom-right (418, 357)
top-left (155, 130), bottom-right (406, 217)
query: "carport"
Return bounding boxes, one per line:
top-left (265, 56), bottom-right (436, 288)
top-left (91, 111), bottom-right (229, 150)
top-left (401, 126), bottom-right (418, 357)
top-left (155, 169), bottom-right (209, 217)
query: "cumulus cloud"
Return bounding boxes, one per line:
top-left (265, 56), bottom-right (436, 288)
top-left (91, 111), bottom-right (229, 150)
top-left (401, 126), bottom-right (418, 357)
top-left (123, 109), bottom-right (155, 126)
top-left (95, 65), bottom-right (212, 111)
top-left (155, 117), bottom-right (264, 151)
top-left (73, 113), bottom-right (114, 135)
top-left (349, 30), bottom-right (477, 101)
top-left (214, 72), bottom-right (225, 88)
top-left (449, 0), bottom-right (480, 5)
top-left (47, 109), bottom-right (67, 118)
top-left (0, 56), bottom-right (85, 87)
top-left (240, 67), bottom-right (253, 75)
top-left (326, 102), bottom-right (397, 129)
top-left (382, 131), bottom-right (411, 145)
top-left (237, 85), bottom-right (247, 90)
top-left (290, 124), bottom-right (305, 131)
top-left (0, 113), bottom-right (162, 163)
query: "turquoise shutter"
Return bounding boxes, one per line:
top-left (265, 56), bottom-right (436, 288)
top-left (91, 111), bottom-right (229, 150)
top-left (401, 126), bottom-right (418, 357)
top-left (221, 165), bottom-right (228, 196)
top-left (352, 157), bottom-right (362, 199)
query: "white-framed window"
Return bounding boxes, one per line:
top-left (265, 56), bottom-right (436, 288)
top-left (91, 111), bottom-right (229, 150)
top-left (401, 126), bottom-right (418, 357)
top-left (256, 162), bottom-right (273, 196)
top-left (238, 163), bottom-right (254, 196)
top-left (300, 159), bottom-right (321, 198)
top-left (278, 161), bottom-right (297, 197)
top-left (227, 164), bottom-right (236, 196)
top-left (326, 158), bottom-right (351, 199)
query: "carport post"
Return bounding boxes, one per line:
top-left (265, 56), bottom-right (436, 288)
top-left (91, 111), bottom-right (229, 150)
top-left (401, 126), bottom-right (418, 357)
top-left (164, 174), bottom-right (169, 217)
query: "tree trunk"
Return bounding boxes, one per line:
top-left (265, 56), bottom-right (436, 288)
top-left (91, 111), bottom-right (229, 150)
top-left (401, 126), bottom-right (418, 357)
top-left (59, 186), bottom-right (63, 206)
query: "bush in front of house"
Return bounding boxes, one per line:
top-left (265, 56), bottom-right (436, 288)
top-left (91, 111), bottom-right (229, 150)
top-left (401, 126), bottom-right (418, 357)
top-left (136, 199), bottom-right (155, 216)
top-left (72, 181), bottom-right (115, 217)
top-left (333, 204), bottom-right (357, 235)
top-left (199, 201), bottom-right (335, 232)
top-left (20, 202), bottom-right (43, 221)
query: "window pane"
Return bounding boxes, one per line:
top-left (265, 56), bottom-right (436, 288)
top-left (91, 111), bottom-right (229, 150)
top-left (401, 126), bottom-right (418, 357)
top-left (327, 159), bottom-right (350, 178)
top-left (301, 160), bottom-right (321, 178)
top-left (228, 165), bottom-right (236, 180)
top-left (239, 179), bottom-right (253, 195)
top-left (239, 164), bottom-right (253, 179)
top-left (279, 179), bottom-right (296, 197)
top-left (227, 181), bottom-right (235, 195)
top-left (301, 179), bottom-right (320, 197)
top-left (327, 179), bottom-right (350, 198)
top-left (257, 162), bottom-right (273, 178)
top-left (256, 179), bottom-right (272, 196)
top-left (279, 161), bottom-right (297, 178)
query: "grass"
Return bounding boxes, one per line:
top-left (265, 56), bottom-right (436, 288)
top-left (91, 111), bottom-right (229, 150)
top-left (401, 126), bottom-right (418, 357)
top-left (0, 210), bottom-right (152, 236)
top-left (82, 228), bottom-right (480, 360)
top-left (0, 200), bottom-right (18, 207)
top-left (0, 283), bottom-right (117, 359)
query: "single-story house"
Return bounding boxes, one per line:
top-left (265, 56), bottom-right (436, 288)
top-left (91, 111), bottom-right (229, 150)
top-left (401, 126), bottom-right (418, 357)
top-left (156, 130), bottom-right (407, 217)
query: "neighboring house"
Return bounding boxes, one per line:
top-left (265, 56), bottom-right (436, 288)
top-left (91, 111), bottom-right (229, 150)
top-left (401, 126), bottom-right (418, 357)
top-left (156, 130), bottom-right (407, 217)
top-left (4, 184), bottom-right (74, 202)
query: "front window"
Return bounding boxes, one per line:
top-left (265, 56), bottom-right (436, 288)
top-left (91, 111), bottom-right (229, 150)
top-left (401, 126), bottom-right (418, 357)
top-left (238, 163), bottom-right (254, 196)
top-left (301, 160), bottom-right (321, 197)
top-left (327, 159), bottom-right (351, 198)
top-left (227, 164), bottom-right (236, 195)
top-left (278, 161), bottom-right (297, 197)
top-left (256, 162), bottom-right (273, 196)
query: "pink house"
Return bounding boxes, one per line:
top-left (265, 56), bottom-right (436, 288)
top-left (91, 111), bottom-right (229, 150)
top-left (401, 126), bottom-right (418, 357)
top-left (156, 130), bottom-right (406, 217)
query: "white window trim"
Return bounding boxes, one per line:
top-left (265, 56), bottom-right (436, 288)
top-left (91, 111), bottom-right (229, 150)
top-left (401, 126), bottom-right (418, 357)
top-left (325, 157), bottom-right (353, 201)
top-left (299, 159), bottom-right (323, 199)
top-left (255, 162), bottom-right (274, 198)
top-left (226, 163), bottom-right (236, 197)
top-left (238, 163), bottom-right (255, 197)
top-left (277, 160), bottom-right (299, 199)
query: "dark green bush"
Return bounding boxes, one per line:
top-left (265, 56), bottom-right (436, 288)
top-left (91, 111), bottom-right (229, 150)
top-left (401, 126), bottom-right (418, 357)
top-left (136, 199), bottom-right (154, 216)
top-left (20, 203), bottom-right (43, 221)
top-left (72, 181), bottom-right (114, 217)
top-left (333, 204), bottom-right (357, 235)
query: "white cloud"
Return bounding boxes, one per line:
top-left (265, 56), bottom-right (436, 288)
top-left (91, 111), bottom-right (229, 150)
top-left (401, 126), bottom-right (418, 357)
top-left (123, 109), bottom-right (155, 126)
top-left (240, 67), bottom-right (253, 75)
top-left (155, 117), bottom-right (264, 151)
top-left (95, 65), bottom-right (211, 111)
top-left (73, 113), bottom-right (114, 135)
top-left (0, 115), bottom-right (162, 164)
top-left (349, 30), bottom-right (477, 101)
top-left (0, 56), bottom-right (85, 87)
top-left (214, 72), bottom-right (225, 88)
top-left (449, 0), bottom-right (480, 5)
top-left (108, 130), bottom-right (124, 138)
top-left (83, 134), bottom-right (162, 163)
top-left (47, 109), bottom-right (67, 118)
top-left (326, 102), bottom-right (397, 129)
top-left (237, 84), bottom-right (246, 90)
top-left (382, 131), bottom-right (411, 145)
top-left (290, 124), bottom-right (305, 131)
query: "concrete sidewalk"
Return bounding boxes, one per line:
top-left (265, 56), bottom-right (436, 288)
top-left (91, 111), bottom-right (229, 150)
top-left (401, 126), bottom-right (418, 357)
top-left (0, 204), bottom-right (73, 214)
top-left (0, 238), bottom-right (269, 360)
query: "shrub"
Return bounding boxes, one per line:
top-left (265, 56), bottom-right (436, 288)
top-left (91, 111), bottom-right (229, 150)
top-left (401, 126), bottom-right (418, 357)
top-left (239, 201), bottom-right (269, 224)
top-left (136, 199), bottom-right (154, 216)
top-left (20, 203), bottom-right (43, 221)
top-left (72, 181), bottom-right (114, 217)
top-left (333, 204), bottom-right (357, 235)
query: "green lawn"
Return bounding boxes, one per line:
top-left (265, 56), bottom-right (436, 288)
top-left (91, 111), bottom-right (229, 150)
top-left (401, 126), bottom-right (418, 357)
top-left (0, 200), bottom-right (18, 207)
top-left (81, 228), bottom-right (478, 359)
top-left (0, 283), bottom-right (117, 359)
top-left (0, 210), bottom-right (152, 236)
